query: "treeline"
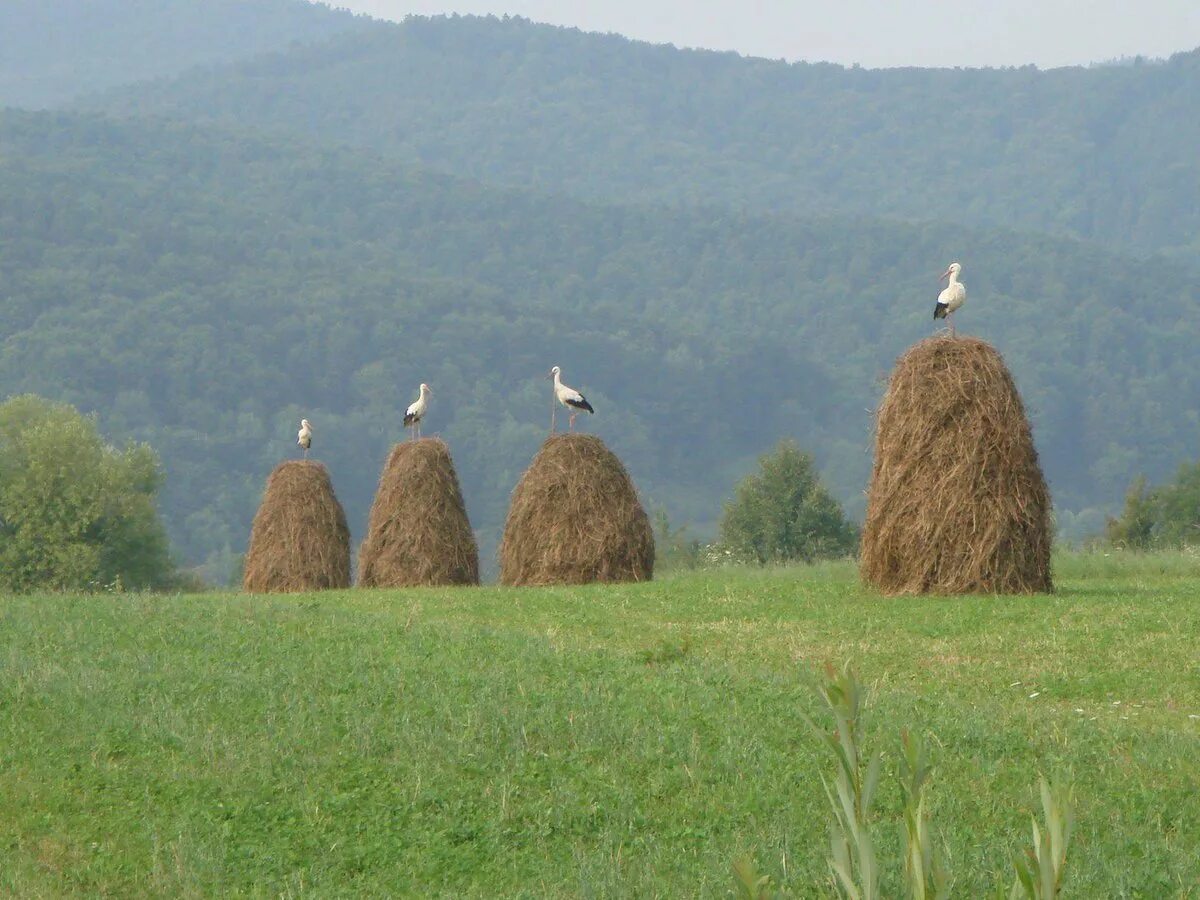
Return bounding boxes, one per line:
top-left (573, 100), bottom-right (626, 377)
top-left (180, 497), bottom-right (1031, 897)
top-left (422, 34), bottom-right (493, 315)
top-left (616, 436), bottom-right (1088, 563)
top-left (86, 14), bottom-right (1200, 262)
top-left (3, 110), bottom-right (1200, 576)
top-left (1105, 465), bottom-right (1200, 551)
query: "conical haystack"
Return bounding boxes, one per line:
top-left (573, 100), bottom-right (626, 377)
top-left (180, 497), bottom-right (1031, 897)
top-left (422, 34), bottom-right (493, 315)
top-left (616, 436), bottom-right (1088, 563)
top-left (357, 439), bottom-right (480, 587)
top-left (860, 336), bottom-right (1052, 595)
top-left (499, 434), bottom-right (654, 586)
top-left (243, 461), bottom-right (351, 593)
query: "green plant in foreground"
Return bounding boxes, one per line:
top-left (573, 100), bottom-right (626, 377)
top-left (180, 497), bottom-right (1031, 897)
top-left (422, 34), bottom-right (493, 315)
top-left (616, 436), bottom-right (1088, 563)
top-left (738, 663), bottom-right (1074, 898)
top-left (899, 730), bottom-right (952, 900)
top-left (1003, 777), bottom-right (1074, 900)
top-left (732, 856), bottom-right (777, 900)
top-left (807, 662), bottom-right (882, 900)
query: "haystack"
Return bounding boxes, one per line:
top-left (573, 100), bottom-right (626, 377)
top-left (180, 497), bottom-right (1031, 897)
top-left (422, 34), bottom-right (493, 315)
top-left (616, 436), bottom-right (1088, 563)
top-left (243, 461), bottom-right (351, 593)
top-left (357, 439), bottom-right (479, 587)
top-left (499, 434), bottom-right (654, 586)
top-left (860, 336), bottom-right (1052, 595)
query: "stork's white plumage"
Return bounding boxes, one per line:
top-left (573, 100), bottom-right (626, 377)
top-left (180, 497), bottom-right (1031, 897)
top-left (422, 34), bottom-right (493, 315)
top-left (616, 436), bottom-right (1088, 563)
top-left (297, 418), bottom-right (313, 458)
top-left (933, 262), bottom-right (966, 336)
top-left (548, 365), bottom-right (594, 432)
top-left (403, 383), bottom-right (431, 440)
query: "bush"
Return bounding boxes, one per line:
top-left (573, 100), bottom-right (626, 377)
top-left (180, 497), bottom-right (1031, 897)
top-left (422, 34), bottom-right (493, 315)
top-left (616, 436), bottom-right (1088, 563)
top-left (0, 395), bottom-right (175, 592)
top-left (720, 440), bottom-right (858, 564)
top-left (652, 509), bottom-right (703, 573)
top-left (1106, 463), bottom-right (1200, 549)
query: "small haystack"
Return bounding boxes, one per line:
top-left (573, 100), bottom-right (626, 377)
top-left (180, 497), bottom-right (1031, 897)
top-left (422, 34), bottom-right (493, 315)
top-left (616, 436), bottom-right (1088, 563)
top-left (860, 336), bottom-right (1052, 595)
top-left (243, 461), bottom-right (351, 593)
top-left (357, 438), bottom-right (479, 587)
top-left (499, 434), bottom-right (654, 586)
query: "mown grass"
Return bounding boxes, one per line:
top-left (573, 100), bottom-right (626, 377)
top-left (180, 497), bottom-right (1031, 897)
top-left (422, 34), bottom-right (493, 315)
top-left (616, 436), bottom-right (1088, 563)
top-left (1, 555), bottom-right (1198, 897)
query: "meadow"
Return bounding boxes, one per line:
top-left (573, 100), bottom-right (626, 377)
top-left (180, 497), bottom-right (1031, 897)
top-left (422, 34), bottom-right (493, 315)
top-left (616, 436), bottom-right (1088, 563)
top-left (1, 553), bottom-right (1197, 897)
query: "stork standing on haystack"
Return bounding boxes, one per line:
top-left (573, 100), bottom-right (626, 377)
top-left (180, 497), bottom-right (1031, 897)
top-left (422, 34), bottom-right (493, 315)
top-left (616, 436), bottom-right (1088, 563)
top-left (297, 418), bottom-right (313, 458)
top-left (933, 261), bottom-right (966, 336)
top-left (548, 365), bottom-right (594, 432)
top-left (404, 383), bottom-right (431, 440)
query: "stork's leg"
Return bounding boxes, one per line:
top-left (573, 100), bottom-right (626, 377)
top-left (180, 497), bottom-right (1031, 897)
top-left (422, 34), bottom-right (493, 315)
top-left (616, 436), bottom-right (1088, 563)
top-left (950, 312), bottom-right (956, 338)
top-left (551, 405), bottom-right (557, 433)
top-left (569, 412), bottom-right (577, 432)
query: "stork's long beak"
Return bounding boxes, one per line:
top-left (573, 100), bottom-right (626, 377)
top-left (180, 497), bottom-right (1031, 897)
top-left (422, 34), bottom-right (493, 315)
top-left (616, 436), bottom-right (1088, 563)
top-left (939, 267), bottom-right (952, 281)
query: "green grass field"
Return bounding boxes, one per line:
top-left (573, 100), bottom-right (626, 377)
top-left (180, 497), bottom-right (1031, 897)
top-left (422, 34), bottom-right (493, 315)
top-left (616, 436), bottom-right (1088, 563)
top-left (2, 554), bottom-right (1198, 897)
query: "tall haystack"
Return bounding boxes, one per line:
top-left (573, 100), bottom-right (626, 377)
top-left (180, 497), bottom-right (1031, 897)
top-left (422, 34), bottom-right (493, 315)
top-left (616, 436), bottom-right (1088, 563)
top-left (499, 434), bottom-right (654, 586)
top-left (860, 336), bottom-right (1053, 595)
top-left (357, 438), bottom-right (479, 587)
top-left (243, 461), bottom-right (351, 593)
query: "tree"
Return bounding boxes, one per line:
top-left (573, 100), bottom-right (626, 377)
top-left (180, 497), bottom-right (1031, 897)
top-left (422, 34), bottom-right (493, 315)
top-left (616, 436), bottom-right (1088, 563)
top-left (1104, 476), bottom-right (1157, 549)
top-left (1106, 463), bottom-right (1200, 550)
top-left (0, 395), bottom-right (175, 592)
top-left (719, 440), bottom-right (858, 564)
top-left (652, 508), bottom-right (702, 573)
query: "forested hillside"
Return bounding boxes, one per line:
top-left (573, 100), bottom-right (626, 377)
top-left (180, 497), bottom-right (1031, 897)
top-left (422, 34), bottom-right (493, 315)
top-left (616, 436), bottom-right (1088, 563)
top-left (3, 110), bottom-right (1199, 578)
top-left (0, 0), bottom-right (360, 108)
top-left (88, 15), bottom-right (1200, 260)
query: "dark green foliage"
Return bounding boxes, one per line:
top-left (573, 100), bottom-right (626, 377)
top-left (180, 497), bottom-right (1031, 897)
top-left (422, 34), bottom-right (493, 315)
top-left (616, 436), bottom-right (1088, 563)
top-left (2, 109), bottom-right (1200, 573)
top-left (0, 395), bottom-right (175, 592)
top-left (88, 15), bottom-right (1200, 261)
top-left (1104, 477), bottom-right (1158, 549)
top-left (721, 441), bottom-right (857, 564)
top-left (1106, 464), bottom-right (1200, 549)
top-left (0, 0), bottom-right (361, 108)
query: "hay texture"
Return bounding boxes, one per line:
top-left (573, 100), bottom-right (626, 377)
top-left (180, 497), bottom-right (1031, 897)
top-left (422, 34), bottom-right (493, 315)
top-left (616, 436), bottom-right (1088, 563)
top-left (860, 336), bottom-right (1052, 595)
top-left (499, 434), bottom-right (654, 586)
top-left (357, 439), bottom-right (480, 587)
top-left (243, 461), bottom-right (351, 593)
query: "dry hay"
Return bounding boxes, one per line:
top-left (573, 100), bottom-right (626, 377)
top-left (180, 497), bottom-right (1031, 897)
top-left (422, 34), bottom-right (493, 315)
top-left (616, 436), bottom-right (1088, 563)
top-left (499, 434), bottom-right (654, 586)
top-left (860, 335), bottom-right (1053, 595)
top-left (357, 438), bottom-right (480, 587)
top-left (243, 460), bottom-right (351, 593)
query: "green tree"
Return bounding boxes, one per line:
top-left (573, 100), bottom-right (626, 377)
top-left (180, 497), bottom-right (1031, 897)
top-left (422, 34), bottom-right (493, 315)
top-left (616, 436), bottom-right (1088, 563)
top-left (652, 508), bottom-right (702, 573)
top-left (1104, 476), bottom-right (1157, 549)
top-left (720, 440), bottom-right (858, 564)
top-left (1106, 463), bottom-right (1200, 550)
top-left (1153, 461), bottom-right (1200, 547)
top-left (0, 395), bottom-right (175, 592)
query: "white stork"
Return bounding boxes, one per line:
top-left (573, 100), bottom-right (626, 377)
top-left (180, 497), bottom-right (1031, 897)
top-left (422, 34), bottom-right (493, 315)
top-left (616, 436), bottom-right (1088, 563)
top-left (933, 262), bottom-right (966, 336)
top-left (297, 418), bottom-right (313, 458)
top-left (403, 383), bottom-right (431, 440)
top-left (548, 365), bottom-right (594, 432)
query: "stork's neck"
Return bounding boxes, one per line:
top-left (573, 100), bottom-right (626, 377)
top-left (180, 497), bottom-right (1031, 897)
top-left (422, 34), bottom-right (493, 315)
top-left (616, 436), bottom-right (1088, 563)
top-left (553, 371), bottom-right (562, 387)
top-left (947, 270), bottom-right (960, 286)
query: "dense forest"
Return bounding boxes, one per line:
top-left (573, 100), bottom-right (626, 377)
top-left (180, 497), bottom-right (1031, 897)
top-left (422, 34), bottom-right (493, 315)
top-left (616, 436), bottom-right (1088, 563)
top-left (0, 0), bottom-right (361, 108)
top-left (3, 109), bottom-right (1199, 580)
top-left (86, 15), bottom-right (1200, 262)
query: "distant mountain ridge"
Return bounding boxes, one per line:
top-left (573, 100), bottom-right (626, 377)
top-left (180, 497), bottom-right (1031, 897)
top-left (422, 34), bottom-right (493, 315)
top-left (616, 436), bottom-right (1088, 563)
top-left (84, 14), bottom-right (1200, 261)
top-left (0, 0), bottom-right (362, 108)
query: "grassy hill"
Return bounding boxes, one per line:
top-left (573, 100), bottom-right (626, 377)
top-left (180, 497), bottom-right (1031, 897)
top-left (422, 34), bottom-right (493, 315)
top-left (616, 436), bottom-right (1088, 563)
top-left (87, 14), bottom-right (1200, 261)
top-left (0, 557), bottom-right (1197, 894)
top-left (3, 109), bottom-right (1200, 574)
top-left (0, 0), bottom-right (361, 108)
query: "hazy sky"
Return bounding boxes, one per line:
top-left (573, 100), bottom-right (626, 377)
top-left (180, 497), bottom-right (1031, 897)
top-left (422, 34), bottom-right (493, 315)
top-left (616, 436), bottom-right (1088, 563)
top-left (327, 0), bottom-right (1200, 68)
